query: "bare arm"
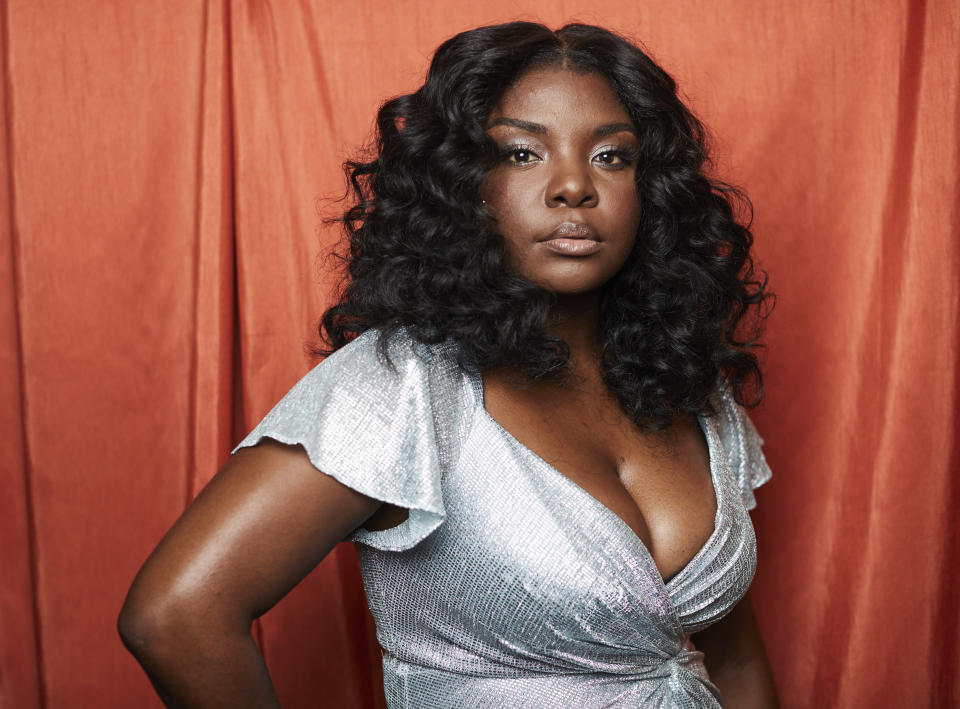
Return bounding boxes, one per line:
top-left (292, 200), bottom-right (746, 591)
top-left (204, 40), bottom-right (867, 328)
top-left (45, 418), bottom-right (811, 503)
top-left (690, 592), bottom-right (779, 709)
top-left (118, 439), bottom-right (383, 708)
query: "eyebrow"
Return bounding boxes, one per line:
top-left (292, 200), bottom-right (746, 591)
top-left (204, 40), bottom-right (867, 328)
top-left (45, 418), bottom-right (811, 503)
top-left (595, 122), bottom-right (637, 137)
top-left (487, 117), bottom-right (637, 137)
top-left (488, 117), bottom-right (547, 134)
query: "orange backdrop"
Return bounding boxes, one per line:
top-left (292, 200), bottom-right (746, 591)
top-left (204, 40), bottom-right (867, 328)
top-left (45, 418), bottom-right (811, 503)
top-left (2, 1), bottom-right (957, 707)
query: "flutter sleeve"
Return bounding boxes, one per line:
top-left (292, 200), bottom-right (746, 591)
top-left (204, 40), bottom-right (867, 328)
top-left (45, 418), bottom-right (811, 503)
top-left (231, 329), bottom-right (449, 551)
top-left (714, 384), bottom-right (773, 511)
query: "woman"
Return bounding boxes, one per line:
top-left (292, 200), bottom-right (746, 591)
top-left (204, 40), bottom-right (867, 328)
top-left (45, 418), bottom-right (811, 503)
top-left (119, 22), bottom-right (777, 708)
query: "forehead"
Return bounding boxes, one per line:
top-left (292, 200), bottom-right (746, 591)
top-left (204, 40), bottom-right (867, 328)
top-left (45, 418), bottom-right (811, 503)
top-left (489, 68), bottom-right (632, 128)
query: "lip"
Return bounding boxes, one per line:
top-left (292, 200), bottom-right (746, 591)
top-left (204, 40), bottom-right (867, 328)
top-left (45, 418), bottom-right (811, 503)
top-left (540, 222), bottom-right (602, 256)
top-left (546, 222), bottom-right (597, 240)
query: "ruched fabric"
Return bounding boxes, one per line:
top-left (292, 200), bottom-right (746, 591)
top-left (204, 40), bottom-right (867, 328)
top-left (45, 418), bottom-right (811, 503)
top-left (234, 328), bottom-right (772, 708)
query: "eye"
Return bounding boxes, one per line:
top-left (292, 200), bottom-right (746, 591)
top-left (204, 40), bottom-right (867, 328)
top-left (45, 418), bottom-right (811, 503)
top-left (592, 148), bottom-right (638, 169)
top-left (501, 145), bottom-right (542, 165)
top-left (595, 151), bottom-right (623, 165)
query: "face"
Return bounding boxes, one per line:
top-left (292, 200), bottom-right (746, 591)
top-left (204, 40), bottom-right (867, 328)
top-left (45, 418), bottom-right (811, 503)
top-left (481, 67), bottom-right (643, 295)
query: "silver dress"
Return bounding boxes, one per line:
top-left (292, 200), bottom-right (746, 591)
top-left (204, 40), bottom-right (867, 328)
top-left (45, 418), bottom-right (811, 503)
top-left (234, 328), bottom-right (772, 708)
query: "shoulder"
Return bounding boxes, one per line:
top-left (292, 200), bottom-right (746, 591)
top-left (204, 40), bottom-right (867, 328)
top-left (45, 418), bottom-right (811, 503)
top-left (232, 327), bottom-right (468, 551)
top-left (711, 382), bottom-right (772, 511)
top-left (318, 327), bottom-right (457, 384)
top-left (275, 327), bottom-right (456, 415)
top-left (236, 326), bottom-right (470, 460)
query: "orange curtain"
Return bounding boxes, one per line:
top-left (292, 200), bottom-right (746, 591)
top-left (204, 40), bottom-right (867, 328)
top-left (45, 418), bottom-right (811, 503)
top-left (1, 1), bottom-right (957, 707)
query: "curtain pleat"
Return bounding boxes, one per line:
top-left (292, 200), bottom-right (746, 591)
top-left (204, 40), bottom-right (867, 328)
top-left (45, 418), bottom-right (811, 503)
top-left (0, 4), bottom-right (43, 703)
top-left (0, 1), bottom-right (956, 707)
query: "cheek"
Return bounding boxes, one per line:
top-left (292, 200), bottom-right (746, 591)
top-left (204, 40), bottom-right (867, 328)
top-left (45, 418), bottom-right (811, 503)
top-left (481, 173), bottom-right (540, 238)
top-left (605, 194), bottom-right (642, 268)
top-left (617, 180), bottom-right (643, 218)
top-left (608, 189), bottom-right (643, 237)
top-left (482, 171), bottom-right (529, 212)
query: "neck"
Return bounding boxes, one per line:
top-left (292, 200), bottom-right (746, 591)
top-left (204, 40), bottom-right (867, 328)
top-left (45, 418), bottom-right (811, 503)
top-left (546, 291), bottom-right (603, 375)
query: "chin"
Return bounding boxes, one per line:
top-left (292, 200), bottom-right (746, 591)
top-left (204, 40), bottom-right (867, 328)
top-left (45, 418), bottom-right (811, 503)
top-left (536, 278), bottom-right (608, 296)
top-left (530, 268), bottom-right (620, 295)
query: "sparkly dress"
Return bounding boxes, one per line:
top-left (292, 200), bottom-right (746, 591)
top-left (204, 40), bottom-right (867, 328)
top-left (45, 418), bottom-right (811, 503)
top-left (234, 328), bottom-right (772, 708)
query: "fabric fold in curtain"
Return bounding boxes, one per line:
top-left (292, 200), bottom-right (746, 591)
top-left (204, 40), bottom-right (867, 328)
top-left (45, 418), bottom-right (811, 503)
top-left (1, 1), bottom-right (956, 707)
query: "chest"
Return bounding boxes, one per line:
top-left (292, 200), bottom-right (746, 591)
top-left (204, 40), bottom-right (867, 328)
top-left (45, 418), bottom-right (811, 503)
top-left (356, 364), bottom-right (760, 652)
top-left (358, 388), bottom-right (755, 648)
top-left (481, 372), bottom-right (718, 583)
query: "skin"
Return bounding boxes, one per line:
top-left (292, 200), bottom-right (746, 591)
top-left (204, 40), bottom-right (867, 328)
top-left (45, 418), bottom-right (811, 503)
top-left (481, 67), bottom-right (779, 707)
top-left (118, 441), bottom-right (380, 708)
top-left (118, 67), bottom-right (777, 708)
top-left (482, 70), bottom-right (644, 296)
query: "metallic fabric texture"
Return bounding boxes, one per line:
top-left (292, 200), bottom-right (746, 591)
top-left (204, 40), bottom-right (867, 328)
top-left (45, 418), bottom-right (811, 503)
top-left (234, 328), bottom-right (772, 708)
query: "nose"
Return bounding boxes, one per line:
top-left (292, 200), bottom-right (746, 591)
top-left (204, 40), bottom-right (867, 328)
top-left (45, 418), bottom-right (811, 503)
top-left (545, 158), bottom-right (597, 209)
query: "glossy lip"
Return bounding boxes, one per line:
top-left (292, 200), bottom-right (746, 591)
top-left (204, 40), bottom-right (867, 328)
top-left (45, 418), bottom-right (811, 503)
top-left (543, 222), bottom-right (598, 240)
top-left (539, 222), bottom-right (602, 256)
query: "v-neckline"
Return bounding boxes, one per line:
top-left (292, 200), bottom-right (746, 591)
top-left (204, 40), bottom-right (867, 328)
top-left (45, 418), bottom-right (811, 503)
top-left (469, 368), bottom-right (724, 594)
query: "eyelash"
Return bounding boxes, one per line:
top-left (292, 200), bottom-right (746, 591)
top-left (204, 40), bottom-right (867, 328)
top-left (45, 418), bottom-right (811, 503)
top-left (499, 144), bottom-right (541, 165)
top-left (593, 147), bottom-right (639, 168)
top-left (498, 144), bottom-right (639, 169)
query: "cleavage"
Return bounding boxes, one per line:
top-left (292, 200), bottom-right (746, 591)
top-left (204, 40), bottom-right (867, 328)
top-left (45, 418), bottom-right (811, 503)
top-left (481, 371), bottom-right (717, 582)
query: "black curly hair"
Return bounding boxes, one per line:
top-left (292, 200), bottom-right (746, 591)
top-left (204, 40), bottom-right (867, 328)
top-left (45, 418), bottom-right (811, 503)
top-left (319, 21), bottom-right (772, 430)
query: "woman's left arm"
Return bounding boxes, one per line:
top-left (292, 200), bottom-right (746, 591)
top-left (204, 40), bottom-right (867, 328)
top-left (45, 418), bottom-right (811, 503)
top-left (689, 591), bottom-right (779, 708)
